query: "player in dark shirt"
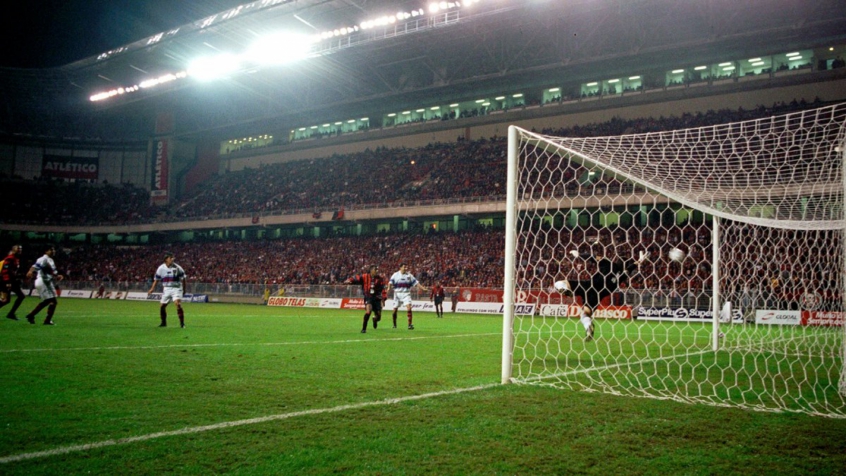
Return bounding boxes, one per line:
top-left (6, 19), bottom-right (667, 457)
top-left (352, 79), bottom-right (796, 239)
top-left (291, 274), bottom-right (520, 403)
top-left (346, 265), bottom-right (387, 333)
top-left (563, 248), bottom-right (644, 341)
top-left (0, 245), bottom-right (25, 320)
top-left (430, 282), bottom-right (445, 318)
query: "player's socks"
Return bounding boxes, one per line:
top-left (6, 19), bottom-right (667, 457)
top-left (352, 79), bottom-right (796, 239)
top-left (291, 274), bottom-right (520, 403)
top-left (159, 306), bottom-right (167, 327)
top-left (407, 311), bottom-right (413, 327)
top-left (177, 307), bottom-right (185, 328)
top-left (392, 311), bottom-right (397, 328)
top-left (363, 312), bottom-right (371, 331)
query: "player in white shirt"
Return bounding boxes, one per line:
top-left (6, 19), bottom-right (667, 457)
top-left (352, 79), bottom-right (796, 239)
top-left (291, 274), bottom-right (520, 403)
top-left (147, 252), bottom-right (187, 328)
top-left (386, 263), bottom-right (428, 330)
top-left (24, 245), bottom-right (63, 325)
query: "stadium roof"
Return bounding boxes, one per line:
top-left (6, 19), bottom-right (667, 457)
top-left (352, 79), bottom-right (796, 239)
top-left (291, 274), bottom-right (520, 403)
top-left (2, 0), bottom-right (846, 143)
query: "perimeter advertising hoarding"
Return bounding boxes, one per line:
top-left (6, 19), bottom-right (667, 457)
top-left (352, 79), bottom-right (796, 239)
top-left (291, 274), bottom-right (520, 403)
top-left (42, 155), bottom-right (98, 181)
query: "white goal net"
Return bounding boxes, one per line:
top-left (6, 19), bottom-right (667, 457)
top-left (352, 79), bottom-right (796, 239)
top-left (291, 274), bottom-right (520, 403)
top-left (502, 104), bottom-right (846, 418)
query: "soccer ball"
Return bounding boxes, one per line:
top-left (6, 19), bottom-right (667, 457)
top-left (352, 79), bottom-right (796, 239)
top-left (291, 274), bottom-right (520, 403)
top-left (668, 247), bottom-right (685, 262)
top-left (553, 280), bottom-right (571, 293)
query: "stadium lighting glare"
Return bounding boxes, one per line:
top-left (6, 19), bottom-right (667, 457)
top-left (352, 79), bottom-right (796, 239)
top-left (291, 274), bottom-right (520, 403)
top-left (334, 122), bottom-right (343, 125)
top-left (789, 56), bottom-right (803, 61)
top-left (361, 117), bottom-right (368, 121)
top-left (751, 61), bottom-right (765, 67)
top-left (548, 88), bottom-right (560, 92)
top-left (628, 76), bottom-right (641, 80)
top-left (694, 66), bottom-right (708, 71)
top-left (310, 126), bottom-right (318, 129)
top-left (512, 94), bottom-right (523, 98)
top-left (245, 32), bottom-right (314, 65)
top-left (748, 57), bottom-right (762, 62)
top-left (430, 106), bottom-right (440, 110)
top-left (449, 103), bottom-right (459, 107)
top-left (495, 96), bottom-right (505, 100)
top-left (482, 102), bottom-right (490, 106)
top-left (388, 113), bottom-right (397, 117)
top-left (722, 66), bottom-right (736, 71)
top-left (671, 69), bottom-right (684, 74)
top-left (322, 124), bottom-right (331, 127)
top-left (475, 99), bottom-right (485, 103)
top-left (347, 120), bottom-right (356, 123)
top-left (416, 109), bottom-right (426, 112)
top-left (402, 111), bottom-right (411, 115)
top-left (586, 82), bottom-right (597, 87)
top-left (188, 53), bottom-right (241, 81)
top-left (718, 62), bottom-right (732, 67)
top-left (608, 79), bottom-right (620, 83)
top-left (786, 52), bottom-right (801, 57)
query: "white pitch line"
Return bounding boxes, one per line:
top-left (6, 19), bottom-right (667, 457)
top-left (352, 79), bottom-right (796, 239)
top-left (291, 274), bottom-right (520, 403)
top-left (0, 383), bottom-right (499, 464)
top-left (0, 332), bottom-right (499, 353)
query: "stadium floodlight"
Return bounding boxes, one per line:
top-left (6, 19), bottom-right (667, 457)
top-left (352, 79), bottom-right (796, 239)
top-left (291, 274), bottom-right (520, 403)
top-left (628, 76), bottom-right (641, 80)
top-left (495, 96), bottom-right (506, 100)
top-left (789, 56), bottom-right (803, 61)
top-left (748, 57), bottom-right (762, 62)
top-left (188, 53), bottom-right (241, 81)
top-left (245, 32), bottom-right (314, 65)
top-left (586, 82), bottom-right (598, 86)
top-left (786, 51), bottom-right (801, 57)
top-left (512, 94), bottom-right (523, 98)
top-left (607, 79), bottom-right (619, 83)
top-left (694, 66), bottom-right (708, 71)
top-left (449, 103), bottom-right (459, 107)
top-left (672, 69), bottom-right (685, 74)
top-left (548, 88), bottom-right (560, 92)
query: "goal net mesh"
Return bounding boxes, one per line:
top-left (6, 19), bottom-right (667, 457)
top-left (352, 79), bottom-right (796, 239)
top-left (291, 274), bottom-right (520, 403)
top-left (506, 103), bottom-right (846, 417)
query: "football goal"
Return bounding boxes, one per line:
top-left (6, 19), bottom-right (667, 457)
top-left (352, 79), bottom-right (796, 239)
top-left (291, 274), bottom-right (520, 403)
top-left (502, 104), bottom-right (846, 418)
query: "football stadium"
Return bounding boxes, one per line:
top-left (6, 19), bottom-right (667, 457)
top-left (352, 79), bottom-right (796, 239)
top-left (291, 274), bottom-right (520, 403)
top-left (1, 0), bottom-right (846, 473)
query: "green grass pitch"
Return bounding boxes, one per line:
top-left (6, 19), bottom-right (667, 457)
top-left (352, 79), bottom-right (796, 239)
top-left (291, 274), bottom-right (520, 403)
top-left (0, 297), bottom-right (844, 475)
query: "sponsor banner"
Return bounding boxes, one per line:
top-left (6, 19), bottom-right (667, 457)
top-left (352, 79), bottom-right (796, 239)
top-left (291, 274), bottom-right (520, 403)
top-left (341, 298), bottom-right (365, 310)
top-left (126, 292), bottom-right (161, 301)
top-left (385, 300), bottom-right (437, 312)
top-left (267, 297), bottom-right (321, 308)
top-left (42, 155), bottom-right (98, 180)
top-left (801, 311), bottom-right (844, 327)
top-left (460, 288), bottom-right (503, 303)
top-left (151, 139), bottom-right (169, 204)
top-left (63, 289), bottom-right (92, 299)
top-left (319, 299), bottom-right (343, 309)
top-left (638, 306), bottom-right (744, 322)
top-left (755, 310), bottom-right (801, 326)
top-left (539, 304), bottom-right (632, 319)
top-left (455, 302), bottom-right (535, 315)
top-left (187, 294), bottom-right (209, 303)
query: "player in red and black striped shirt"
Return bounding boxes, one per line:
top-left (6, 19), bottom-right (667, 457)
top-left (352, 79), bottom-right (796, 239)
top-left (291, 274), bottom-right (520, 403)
top-left (346, 265), bottom-right (387, 333)
top-left (430, 282), bottom-right (445, 318)
top-left (0, 245), bottom-right (25, 321)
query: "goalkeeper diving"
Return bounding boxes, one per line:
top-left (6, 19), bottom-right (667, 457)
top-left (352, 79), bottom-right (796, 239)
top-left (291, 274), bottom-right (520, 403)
top-left (557, 245), bottom-right (646, 341)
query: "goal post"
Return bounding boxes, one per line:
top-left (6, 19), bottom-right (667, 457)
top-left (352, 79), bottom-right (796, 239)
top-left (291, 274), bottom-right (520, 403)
top-left (503, 104), bottom-right (846, 417)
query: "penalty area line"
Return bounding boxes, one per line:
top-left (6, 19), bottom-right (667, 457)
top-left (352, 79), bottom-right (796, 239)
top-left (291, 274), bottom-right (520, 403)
top-left (0, 383), bottom-right (499, 464)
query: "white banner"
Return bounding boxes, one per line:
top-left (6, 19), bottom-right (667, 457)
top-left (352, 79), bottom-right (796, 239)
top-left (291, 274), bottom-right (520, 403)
top-left (755, 310), bottom-right (801, 326)
top-left (63, 289), bottom-right (92, 299)
top-left (538, 304), bottom-right (632, 319)
top-left (455, 302), bottom-right (535, 315)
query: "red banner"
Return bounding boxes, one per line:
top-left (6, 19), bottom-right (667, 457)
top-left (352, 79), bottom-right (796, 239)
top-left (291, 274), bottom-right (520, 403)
top-left (341, 298), bottom-right (365, 310)
top-left (42, 155), bottom-right (98, 180)
top-left (801, 311), bottom-right (844, 327)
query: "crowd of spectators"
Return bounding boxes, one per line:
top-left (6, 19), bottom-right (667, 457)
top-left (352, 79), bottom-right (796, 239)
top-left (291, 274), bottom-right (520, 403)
top-left (60, 227), bottom-right (505, 288)
top-left (0, 178), bottom-right (158, 225)
top-left (1, 98), bottom-right (825, 226)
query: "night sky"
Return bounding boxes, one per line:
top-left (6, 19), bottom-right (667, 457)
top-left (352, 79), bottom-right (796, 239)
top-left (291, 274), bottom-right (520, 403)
top-left (0, 0), bottom-right (246, 68)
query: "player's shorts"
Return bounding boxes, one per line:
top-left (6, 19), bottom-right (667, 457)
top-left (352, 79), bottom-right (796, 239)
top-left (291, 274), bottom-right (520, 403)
top-left (161, 286), bottom-right (184, 304)
top-left (35, 279), bottom-right (58, 301)
top-left (365, 295), bottom-right (382, 312)
top-left (394, 292), bottom-right (413, 307)
top-left (434, 297), bottom-right (444, 305)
